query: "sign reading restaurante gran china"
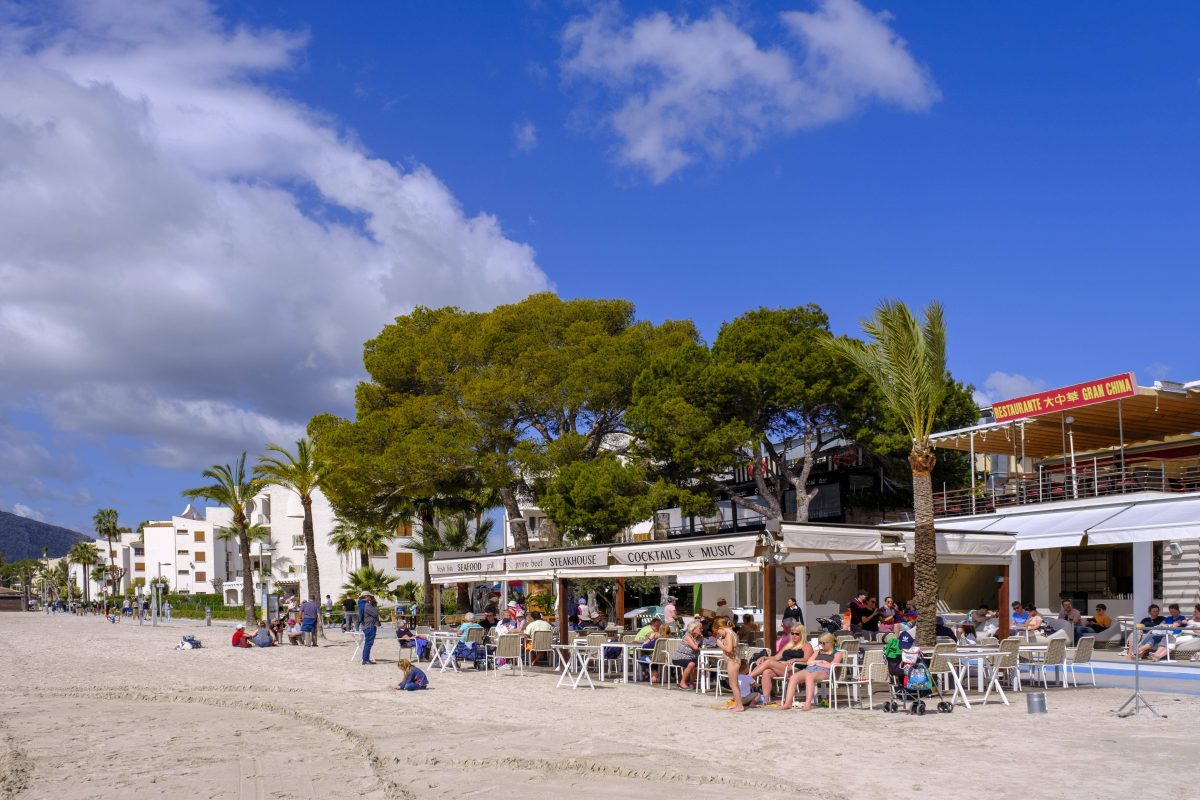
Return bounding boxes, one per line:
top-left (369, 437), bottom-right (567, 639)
top-left (991, 372), bottom-right (1137, 423)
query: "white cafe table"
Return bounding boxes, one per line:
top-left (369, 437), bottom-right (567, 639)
top-left (698, 649), bottom-right (726, 695)
top-left (941, 650), bottom-right (1010, 708)
top-left (428, 631), bottom-right (461, 673)
top-left (554, 643), bottom-right (599, 689)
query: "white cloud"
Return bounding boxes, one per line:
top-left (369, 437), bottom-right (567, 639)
top-left (11, 503), bottom-right (45, 522)
top-left (561, 0), bottom-right (939, 182)
top-left (0, 0), bottom-right (550, 473)
top-left (973, 372), bottom-right (1048, 408)
top-left (514, 119), bottom-right (539, 152)
top-left (1144, 362), bottom-right (1170, 380)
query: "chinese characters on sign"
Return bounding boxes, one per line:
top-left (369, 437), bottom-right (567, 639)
top-left (991, 373), bottom-right (1137, 423)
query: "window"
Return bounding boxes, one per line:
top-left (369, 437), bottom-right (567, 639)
top-left (177, 569), bottom-right (189, 575)
top-left (194, 552), bottom-right (206, 563)
top-left (369, 549), bottom-right (387, 558)
top-left (395, 520), bottom-right (413, 538)
top-left (292, 535), bottom-right (304, 549)
top-left (134, 562), bottom-right (145, 572)
top-left (288, 564), bottom-right (307, 575)
top-left (395, 552), bottom-right (413, 570)
top-left (176, 529), bottom-right (187, 536)
top-left (133, 548), bottom-right (144, 556)
top-left (195, 571), bottom-right (207, 583)
top-left (177, 549), bottom-right (189, 555)
top-left (194, 531), bottom-right (206, 543)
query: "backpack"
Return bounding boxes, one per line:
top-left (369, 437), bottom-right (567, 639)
top-left (178, 635), bottom-right (202, 650)
top-left (905, 663), bottom-right (931, 691)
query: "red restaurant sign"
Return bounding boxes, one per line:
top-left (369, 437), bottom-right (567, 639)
top-left (991, 372), bottom-right (1137, 423)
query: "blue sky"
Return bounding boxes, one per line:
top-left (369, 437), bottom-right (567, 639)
top-left (0, 0), bottom-right (1196, 535)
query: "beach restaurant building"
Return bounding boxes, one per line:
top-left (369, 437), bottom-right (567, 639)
top-left (890, 372), bottom-right (1200, 620)
top-left (428, 522), bottom-right (1016, 645)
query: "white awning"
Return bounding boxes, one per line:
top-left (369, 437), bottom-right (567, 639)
top-left (610, 534), bottom-right (761, 569)
top-left (674, 572), bottom-right (735, 585)
top-left (505, 547), bottom-right (610, 576)
top-left (780, 523), bottom-right (882, 554)
top-left (998, 506), bottom-right (1127, 550)
top-left (902, 531), bottom-right (1016, 564)
top-left (642, 560), bottom-right (762, 576)
top-left (1087, 496), bottom-right (1200, 544)
top-left (428, 554), bottom-right (505, 583)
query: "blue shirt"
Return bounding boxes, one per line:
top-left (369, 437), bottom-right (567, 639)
top-left (1012, 610), bottom-right (1029, 626)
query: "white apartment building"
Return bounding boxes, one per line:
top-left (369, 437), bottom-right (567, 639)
top-left (204, 485), bottom-right (426, 606)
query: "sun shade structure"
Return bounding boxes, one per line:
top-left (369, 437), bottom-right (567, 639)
top-left (931, 381), bottom-right (1200, 459)
top-left (885, 491), bottom-right (1200, 548)
top-left (778, 522), bottom-right (1015, 564)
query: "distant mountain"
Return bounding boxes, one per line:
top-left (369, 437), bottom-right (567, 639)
top-left (0, 510), bottom-right (90, 562)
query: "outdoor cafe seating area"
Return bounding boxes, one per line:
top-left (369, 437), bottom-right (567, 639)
top-left (391, 612), bottom-right (1100, 712)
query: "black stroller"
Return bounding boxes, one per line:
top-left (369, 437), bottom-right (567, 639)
top-left (883, 642), bottom-right (952, 715)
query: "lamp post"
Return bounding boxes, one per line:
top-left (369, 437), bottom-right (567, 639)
top-left (259, 542), bottom-right (275, 623)
top-left (1065, 416), bottom-right (1079, 499)
top-left (153, 562), bottom-right (171, 626)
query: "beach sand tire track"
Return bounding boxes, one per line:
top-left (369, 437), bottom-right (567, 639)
top-left (0, 720), bottom-right (33, 800)
top-left (2, 688), bottom-right (414, 800)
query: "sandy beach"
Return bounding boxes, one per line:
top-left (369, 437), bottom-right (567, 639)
top-left (0, 614), bottom-right (1194, 800)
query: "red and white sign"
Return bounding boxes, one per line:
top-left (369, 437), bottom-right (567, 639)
top-left (991, 372), bottom-right (1137, 422)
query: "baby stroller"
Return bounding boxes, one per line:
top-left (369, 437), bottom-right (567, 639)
top-left (882, 634), bottom-right (952, 715)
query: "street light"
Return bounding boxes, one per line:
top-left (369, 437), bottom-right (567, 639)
top-left (153, 562), bottom-right (171, 626)
top-left (258, 542), bottom-right (276, 623)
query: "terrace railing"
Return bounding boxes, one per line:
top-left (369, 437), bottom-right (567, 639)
top-left (933, 456), bottom-right (1200, 518)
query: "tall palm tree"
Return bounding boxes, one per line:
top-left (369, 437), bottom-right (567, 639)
top-left (822, 300), bottom-right (949, 646)
top-left (255, 438), bottom-right (324, 606)
top-left (184, 454), bottom-right (267, 627)
top-left (329, 519), bottom-right (392, 570)
top-left (69, 541), bottom-right (101, 605)
top-left (89, 564), bottom-right (108, 595)
top-left (93, 508), bottom-right (122, 599)
top-left (406, 514), bottom-right (493, 612)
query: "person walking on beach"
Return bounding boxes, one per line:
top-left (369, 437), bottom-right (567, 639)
top-left (360, 594), bottom-right (379, 665)
top-left (341, 596), bottom-right (357, 631)
top-left (323, 594), bottom-right (333, 625)
top-left (716, 619), bottom-right (744, 712)
top-left (299, 595), bottom-right (320, 647)
top-left (162, 599), bottom-right (172, 621)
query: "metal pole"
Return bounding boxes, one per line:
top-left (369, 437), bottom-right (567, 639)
top-left (1093, 456), bottom-right (1099, 497)
top-left (1118, 399), bottom-right (1127, 492)
top-left (152, 563), bottom-right (160, 626)
top-left (969, 432), bottom-right (976, 515)
top-left (1020, 422), bottom-right (1027, 504)
top-left (1068, 425), bottom-right (1078, 499)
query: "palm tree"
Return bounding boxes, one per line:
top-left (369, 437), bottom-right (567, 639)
top-left (93, 508), bottom-right (122, 599)
top-left (255, 438), bottom-right (324, 606)
top-left (342, 565), bottom-right (394, 599)
top-left (406, 514), bottom-right (493, 612)
top-left (329, 519), bottom-right (392, 569)
top-left (69, 541), bottom-right (101, 605)
top-left (89, 564), bottom-right (107, 598)
top-left (822, 300), bottom-right (949, 647)
top-left (183, 454), bottom-right (267, 627)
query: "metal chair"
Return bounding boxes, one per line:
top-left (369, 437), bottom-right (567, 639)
top-left (487, 634), bottom-right (525, 676)
top-left (832, 649), bottom-right (886, 709)
top-left (529, 629), bottom-right (554, 667)
top-left (1065, 636), bottom-right (1096, 687)
top-left (1030, 638), bottom-right (1068, 688)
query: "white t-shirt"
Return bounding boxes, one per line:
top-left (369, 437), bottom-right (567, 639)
top-left (577, 602), bottom-right (589, 619)
top-left (715, 605), bottom-right (734, 621)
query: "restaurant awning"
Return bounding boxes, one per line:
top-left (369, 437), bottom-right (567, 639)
top-left (900, 531), bottom-right (1016, 564)
top-left (780, 522), bottom-right (883, 554)
top-left (504, 546), bottom-right (610, 580)
top-left (1086, 495), bottom-right (1200, 544)
top-left (429, 554), bottom-right (506, 585)
top-left (609, 534), bottom-right (763, 575)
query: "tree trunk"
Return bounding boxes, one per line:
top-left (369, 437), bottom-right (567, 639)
top-left (302, 496), bottom-right (325, 642)
top-left (499, 485), bottom-right (529, 551)
top-left (240, 525), bottom-right (256, 628)
top-left (911, 444), bottom-right (939, 648)
top-left (419, 506), bottom-right (437, 626)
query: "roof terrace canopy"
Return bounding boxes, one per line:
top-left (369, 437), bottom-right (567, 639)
top-left (931, 385), bottom-right (1200, 458)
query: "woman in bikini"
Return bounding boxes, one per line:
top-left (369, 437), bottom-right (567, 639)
top-left (715, 619), bottom-right (744, 712)
top-left (750, 624), bottom-right (812, 704)
top-left (781, 632), bottom-right (843, 711)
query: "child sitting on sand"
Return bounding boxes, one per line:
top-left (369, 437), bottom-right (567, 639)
top-left (394, 659), bottom-right (428, 691)
top-left (726, 662), bottom-right (761, 709)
